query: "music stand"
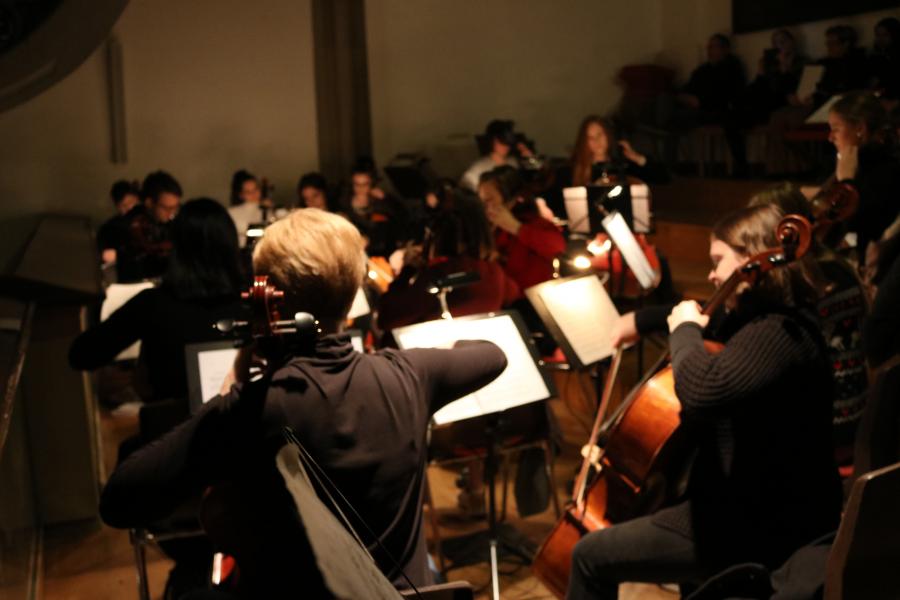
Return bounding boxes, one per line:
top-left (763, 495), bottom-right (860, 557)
top-left (525, 273), bottom-right (619, 370)
top-left (392, 311), bottom-right (556, 600)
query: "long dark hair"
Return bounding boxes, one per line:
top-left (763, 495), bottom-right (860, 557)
top-left (431, 193), bottom-right (494, 261)
top-left (162, 198), bottom-right (244, 300)
top-left (230, 169), bottom-right (258, 206)
top-left (478, 165), bottom-right (538, 218)
top-left (831, 92), bottom-right (893, 146)
top-left (570, 115), bottom-right (618, 186)
top-left (713, 204), bottom-right (821, 309)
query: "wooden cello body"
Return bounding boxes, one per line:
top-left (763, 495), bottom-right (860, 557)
top-left (533, 343), bottom-right (719, 597)
top-left (533, 214), bottom-right (815, 598)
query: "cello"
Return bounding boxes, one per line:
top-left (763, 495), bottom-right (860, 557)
top-left (532, 214), bottom-right (814, 597)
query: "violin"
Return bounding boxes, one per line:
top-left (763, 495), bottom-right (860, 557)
top-left (532, 214), bottom-right (813, 597)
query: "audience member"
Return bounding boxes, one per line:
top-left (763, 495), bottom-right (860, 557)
top-left (869, 17), bottom-right (900, 102)
top-left (672, 34), bottom-right (746, 128)
top-left (97, 179), bottom-right (141, 265)
top-left (809, 26), bottom-right (868, 108)
top-left (726, 29), bottom-right (807, 175)
top-left (118, 170), bottom-right (182, 282)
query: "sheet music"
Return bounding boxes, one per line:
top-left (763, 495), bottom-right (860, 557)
top-left (806, 94), bottom-right (840, 124)
top-left (538, 276), bottom-right (619, 366)
top-left (347, 287), bottom-right (370, 320)
top-left (197, 347), bottom-right (239, 403)
top-left (101, 281), bottom-right (155, 360)
top-left (349, 331), bottom-right (364, 353)
top-left (602, 211), bottom-right (657, 290)
top-left (275, 447), bottom-right (403, 600)
top-left (796, 64), bottom-right (824, 102)
top-left (393, 314), bottom-right (550, 425)
top-left (629, 183), bottom-right (651, 233)
top-left (563, 187), bottom-right (590, 234)
top-left (565, 185), bottom-right (652, 234)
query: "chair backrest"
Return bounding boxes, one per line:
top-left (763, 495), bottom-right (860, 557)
top-left (853, 357), bottom-right (900, 477)
top-left (399, 581), bottom-right (474, 600)
top-left (825, 461), bottom-right (900, 599)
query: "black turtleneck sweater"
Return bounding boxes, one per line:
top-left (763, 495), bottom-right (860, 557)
top-left (638, 302), bottom-right (842, 568)
top-left (99, 334), bottom-right (506, 594)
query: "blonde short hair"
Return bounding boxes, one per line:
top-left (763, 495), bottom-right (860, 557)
top-left (252, 208), bottom-right (365, 329)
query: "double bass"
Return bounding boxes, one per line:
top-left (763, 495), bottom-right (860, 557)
top-left (532, 214), bottom-right (814, 597)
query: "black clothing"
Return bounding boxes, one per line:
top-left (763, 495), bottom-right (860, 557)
top-left (864, 252), bottom-right (900, 368)
top-left (96, 213), bottom-right (132, 253)
top-left (342, 194), bottom-right (412, 258)
top-left (869, 48), bottom-right (900, 100)
top-left (99, 336), bottom-right (507, 593)
top-left (683, 55), bottom-right (746, 116)
top-left (846, 143), bottom-right (900, 260)
top-left (69, 288), bottom-right (243, 402)
top-left (568, 304), bottom-right (841, 599)
top-left (116, 205), bottom-right (173, 282)
top-left (814, 49), bottom-right (869, 107)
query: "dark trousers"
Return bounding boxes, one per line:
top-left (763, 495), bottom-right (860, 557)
top-left (566, 505), bottom-right (712, 600)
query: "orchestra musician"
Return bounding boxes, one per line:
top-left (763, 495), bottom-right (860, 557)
top-left (97, 179), bottom-right (141, 266)
top-left (568, 204), bottom-right (842, 599)
top-left (460, 119), bottom-right (534, 192)
top-left (478, 165), bottom-right (566, 292)
top-left (377, 192), bottom-right (520, 331)
top-left (117, 170), bottom-right (182, 282)
top-left (71, 198), bottom-right (246, 451)
top-left (227, 169), bottom-right (268, 248)
top-left (98, 208), bottom-right (507, 596)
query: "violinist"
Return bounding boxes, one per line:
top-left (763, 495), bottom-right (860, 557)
top-left (296, 171), bottom-right (332, 210)
top-left (117, 170), bottom-right (182, 282)
top-left (377, 193), bottom-right (520, 331)
top-left (568, 204), bottom-right (841, 599)
top-left (227, 169), bottom-right (269, 248)
top-left (825, 92), bottom-right (900, 267)
top-left (71, 199), bottom-right (245, 443)
top-left (478, 165), bottom-right (565, 292)
top-left (98, 209), bottom-right (507, 596)
top-left (340, 158), bottom-right (410, 258)
top-left (567, 116), bottom-right (668, 187)
top-left (96, 179), bottom-right (141, 266)
top-left (460, 119), bottom-right (534, 192)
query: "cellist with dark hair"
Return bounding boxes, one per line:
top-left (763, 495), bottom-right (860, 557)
top-left (565, 204), bottom-right (842, 599)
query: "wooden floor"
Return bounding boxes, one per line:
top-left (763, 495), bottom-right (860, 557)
top-left (37, 177), bottom-right (771, 599)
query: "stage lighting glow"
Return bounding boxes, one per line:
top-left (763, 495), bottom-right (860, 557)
top-left (572, 255), bottom-right (592, 270)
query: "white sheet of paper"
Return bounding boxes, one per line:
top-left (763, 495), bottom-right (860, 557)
top-left (393, 314), bottom-right (549, 425)
top-left (602, 211), bottom-right (657, 290)
top-left (538, 276), bottom-right (619, 366)
top-left (347, 287), bottom-right (370, 320)
top-left (806, 94), bottom-right (841, 124)
top-left (629, 183), bottom-right (651, 233)
top-left (101, 281), bottom-right (155, 360)
top-left (796, 64), bottom-right (825, 102)
top-left (275, 446), bottom-right (403, 600)
top-left (350, 332), bottom-right (364, 353)
top-left (564, 186), bottom-right (651, 234)
top-left (563, 187), bottom-right (591, 234)
top-left (197, 347), bottom-right (239, 404)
